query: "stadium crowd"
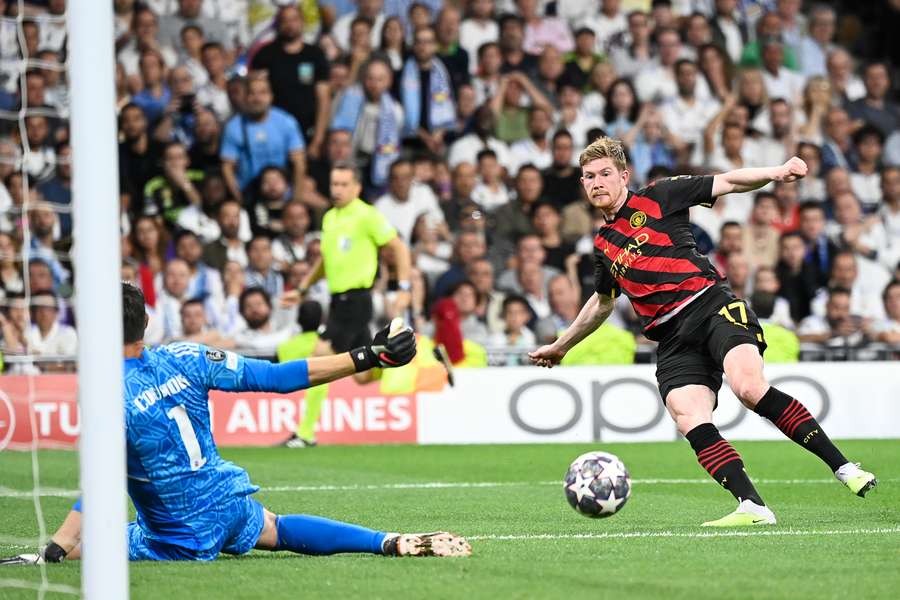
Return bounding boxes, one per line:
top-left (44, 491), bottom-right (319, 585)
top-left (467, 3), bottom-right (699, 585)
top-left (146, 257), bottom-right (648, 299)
top-left (1, 0), bottom-right (900, 371)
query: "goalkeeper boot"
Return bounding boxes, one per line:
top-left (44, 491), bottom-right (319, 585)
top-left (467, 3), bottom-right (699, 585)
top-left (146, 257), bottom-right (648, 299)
top-left (835, 463), bottom-right (877, 497)
top-left (0, 554), bottom-right (44, 566)
top-left (701, 499), bottom-right (776, 527)
top-left (382, 532), bottom-right (471, 557)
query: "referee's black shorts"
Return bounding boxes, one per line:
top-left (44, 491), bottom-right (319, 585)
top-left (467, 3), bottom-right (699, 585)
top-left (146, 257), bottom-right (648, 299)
top-left (650, 284), bottom-right (767, 405)
top-left (321, 288), bottom-right (374, 353)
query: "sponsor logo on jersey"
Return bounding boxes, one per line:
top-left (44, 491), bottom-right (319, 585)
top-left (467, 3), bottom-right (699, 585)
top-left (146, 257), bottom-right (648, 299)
top-left (205, 349), bottom-right (225, 362)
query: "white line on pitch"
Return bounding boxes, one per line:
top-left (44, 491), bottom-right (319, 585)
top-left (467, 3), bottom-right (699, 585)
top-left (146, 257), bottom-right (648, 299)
top-left (468, 526), bottom-right (900, 541)
top-left (0, 478), bottom-right (893, 498)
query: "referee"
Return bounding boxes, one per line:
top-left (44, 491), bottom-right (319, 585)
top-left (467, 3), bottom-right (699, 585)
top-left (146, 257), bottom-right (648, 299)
top-left (297, 161), bottom-right (412, 384)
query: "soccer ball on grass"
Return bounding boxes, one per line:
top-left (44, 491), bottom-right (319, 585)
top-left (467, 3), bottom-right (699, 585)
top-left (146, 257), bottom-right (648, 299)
top-left (564, 451), bottom-right (631, 518)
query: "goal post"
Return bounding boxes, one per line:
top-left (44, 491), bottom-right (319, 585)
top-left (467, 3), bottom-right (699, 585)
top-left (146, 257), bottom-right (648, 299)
top-left (68, 0), bottom-right (129, 598)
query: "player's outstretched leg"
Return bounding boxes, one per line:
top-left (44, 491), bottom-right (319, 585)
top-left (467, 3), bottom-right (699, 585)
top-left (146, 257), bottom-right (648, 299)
top-left (667, 386), bottom-right (775, 527)
top-left (259, 512), bottom-right (471, 557)
top-left (724, 345), bottom-right (877, 498)
top-left (753, 386), bottom-right (877, 497)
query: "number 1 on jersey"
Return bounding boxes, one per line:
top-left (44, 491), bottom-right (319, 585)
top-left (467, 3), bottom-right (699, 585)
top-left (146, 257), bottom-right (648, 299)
top-left (167, 405), bottom-right (207, 471)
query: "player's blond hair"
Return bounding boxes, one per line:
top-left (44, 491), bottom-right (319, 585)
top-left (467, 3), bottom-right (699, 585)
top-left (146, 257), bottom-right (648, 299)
top-left (579, 137), bottom-right (627, 171)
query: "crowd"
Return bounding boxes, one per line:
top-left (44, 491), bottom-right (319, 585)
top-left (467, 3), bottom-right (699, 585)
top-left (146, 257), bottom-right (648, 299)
top-left (1, 0), bottom-right (900, 372)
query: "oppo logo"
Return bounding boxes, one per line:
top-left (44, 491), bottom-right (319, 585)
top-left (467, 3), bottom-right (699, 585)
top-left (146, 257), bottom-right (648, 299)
top-left (508, 376), bottom-right (830, 440)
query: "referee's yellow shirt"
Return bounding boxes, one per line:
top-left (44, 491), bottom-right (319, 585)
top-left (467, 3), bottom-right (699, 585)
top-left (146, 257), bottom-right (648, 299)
top-left (321, 198), bottom-right (397, 293)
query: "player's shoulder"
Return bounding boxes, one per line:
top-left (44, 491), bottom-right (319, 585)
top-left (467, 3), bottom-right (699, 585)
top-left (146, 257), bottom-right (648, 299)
top-left (160, 341), bottom-right (204, 358)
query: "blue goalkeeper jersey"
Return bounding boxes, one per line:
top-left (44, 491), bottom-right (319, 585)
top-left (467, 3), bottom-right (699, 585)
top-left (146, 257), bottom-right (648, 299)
top-left (124, 342), bottom-right (308, 551)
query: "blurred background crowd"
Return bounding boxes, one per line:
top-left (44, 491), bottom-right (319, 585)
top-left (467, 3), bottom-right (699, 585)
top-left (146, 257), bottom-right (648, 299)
top-left (1, 0), bottom-right (900, 372)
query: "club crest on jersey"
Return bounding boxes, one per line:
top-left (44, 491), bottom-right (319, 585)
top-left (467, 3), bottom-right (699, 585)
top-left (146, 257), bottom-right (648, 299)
top-left (629, 211), bottom-right (647, 229)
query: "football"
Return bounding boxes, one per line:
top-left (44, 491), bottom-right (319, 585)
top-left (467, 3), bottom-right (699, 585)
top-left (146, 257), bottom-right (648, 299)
top-left (564, 451), bottom-right (632, 518)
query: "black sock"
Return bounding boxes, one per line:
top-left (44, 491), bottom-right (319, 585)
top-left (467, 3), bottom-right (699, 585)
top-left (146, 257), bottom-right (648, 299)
top-left (753, 387), bottom-right (847, 471)
top-left (685, 423), bottom-right (765, 506)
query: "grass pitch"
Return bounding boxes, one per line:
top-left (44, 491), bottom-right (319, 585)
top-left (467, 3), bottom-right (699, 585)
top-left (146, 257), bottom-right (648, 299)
top-left (1, 440), bottom-right (898, 599)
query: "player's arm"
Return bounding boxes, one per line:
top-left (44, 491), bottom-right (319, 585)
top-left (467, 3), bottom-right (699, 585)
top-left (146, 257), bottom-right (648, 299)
top-left (711, 157), bottom-right (807, 197)
top-left (529, 293), bottom-right (615, 367)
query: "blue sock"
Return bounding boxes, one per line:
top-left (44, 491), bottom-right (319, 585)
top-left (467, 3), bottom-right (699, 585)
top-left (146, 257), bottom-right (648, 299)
top-left (275, 514), bottom-right (387, 555)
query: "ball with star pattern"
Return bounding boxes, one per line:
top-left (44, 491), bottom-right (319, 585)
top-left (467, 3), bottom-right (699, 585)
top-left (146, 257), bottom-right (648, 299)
top-left (564, 451), bottom-right (631, 518)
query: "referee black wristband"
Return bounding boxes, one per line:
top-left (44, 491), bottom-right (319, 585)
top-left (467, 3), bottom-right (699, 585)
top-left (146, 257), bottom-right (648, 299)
top-left (349, 346), bottom-right (378, 372)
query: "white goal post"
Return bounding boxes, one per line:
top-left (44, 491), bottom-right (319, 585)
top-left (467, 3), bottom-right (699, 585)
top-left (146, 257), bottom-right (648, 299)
top-left (68, 0), bottom-right (129, 598)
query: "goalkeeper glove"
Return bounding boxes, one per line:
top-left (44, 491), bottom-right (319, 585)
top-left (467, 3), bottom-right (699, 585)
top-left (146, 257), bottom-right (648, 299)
top-left (350, 319), bottom-right (416, 372)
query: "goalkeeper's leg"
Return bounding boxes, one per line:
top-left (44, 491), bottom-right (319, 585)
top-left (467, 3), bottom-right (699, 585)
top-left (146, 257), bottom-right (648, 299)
top-left (255, 508), bottom-right (470, 557)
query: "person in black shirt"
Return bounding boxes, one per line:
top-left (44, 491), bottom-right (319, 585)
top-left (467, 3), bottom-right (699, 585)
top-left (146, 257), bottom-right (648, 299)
top-left (249, 6), bottom-right (330, 159)
top-left (188, 108), bottom-right (222, 173)
top-left (498, 14), bottom-right (537, 76)
top-left (435, 6), bottom-right (471, 91)
top-left (531, 137), bottom-right (876, 526)
top-left (118, 103), bottom-right (164, 219)
top-left (541, 129), bottom-right (582, 209)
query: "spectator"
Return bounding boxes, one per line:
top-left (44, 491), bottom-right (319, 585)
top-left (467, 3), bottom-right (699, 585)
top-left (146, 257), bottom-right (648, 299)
top-left (117, 7), bottom-right (178, 86)
top-left (849, 126), bottom-right (884, 212)
top-left (750, 290), bottom-right (799, 363)
top-left (826, 47), bottom-right (865, 105)
top-left (330, 57), bottom-right (403, 190)
top-left (158, 0), bottom-right (232, 52)
top-left (759, 35), bottom-right (804, 105)
top-left (21, 115), bottom-right (56, 183)
top-left (331, 0), bottom-right (386, 51)
top-left (810, 251), bottom-right (888, 322)
top-left (775, 230), bottom-right (819, 324)
top-left (799, 4), bottom-right (837, 78)
top-left (498, 13), bottom-right (537, 75)
top-left (472, 42), bottom-right (502, 106)
top-left (0, 232), bottom-right (23, 301)
top-left (27, 203), bottom-right (70, 291)
top-left (142, 141), bottom-right (203, 225)
top-left (603, 77), bottom-right (640, 139)
top-left (866, 280), bottom-right (900, 344)
top-left (583, 0), bottom-right (627, 53)
top-left (492, 164), bottom-right (544, 253)
top-left (401, 26), bottom-right (456, 155)
top-left (711, 220), bottom-right (743, 271)
top-left (821, 106), bottom-right (858, 174)
top-left (752, 265), bottom-right (795, 329)
top-left (880, 167), bottom-right (900, 243)
top-left (132, 50), bottom-right (172, 125)
top-left (35, 143), bottom-right (70, 237)
top-left (375, 159), bottom-right (445, 243)
top-left (698, 43), bottom-right (735, 103)
top-left (0, 293), bottom-right (28, 356)
top-left (118, 103), bottom-right (164, 212)
top-left (447, 279), bottom-right (490, 344)
top-left (412, 213), bottom-right (452, 285)
top-left (607, 11), bottom-right (652, 80)
top-left (796, 141), bottom-right (827, 201)
top-left (531, 202), bottom-right (574, 272)
top-left (196, 42), bottom-right (231, 121)
top-left (435, 6), bottom-right (470, 90)
top-left (470, 149), bottom-right (508, 212)
top-left (129, 215), bottom-right (168, 304)
top-left (535, 274), bottom-right (579, 343)
top-left (846, 62), bottom-right (900, 139)
top-left (247, 166), bottom-right (291, 236)
top-left (203, 199), bottom-right (249, 270)
top-left (220, 75), bottom-right (306, 203)
top-left (433, 230), bottom-right (486, 298)
top-left (155, 257), bottom-right (193, 341)
top-left (178, 298), bottom-right (235, 349)
top-left (562, 27), bottom-right (604, 90)
top-left (772, 180), bottom-right (801, 233)
top-left (509, 106), bottom-right (553, 173)
top-left (798, 201), bottom-right (838, 287)
top-left (233, 287), bottom-right (296, 354)
top-left (444, 163), bottom-right (479, 231)
top-left (448, 104), bottom-right (512, 171)
top-left (491, 70), bottom-right (554, 143)
top-left (541, 130), bottom-right (582, 210)
top-left (487, 294), bottom-right (536, 356)
top-left (245, 236), bottom-right (284, 300)
top-left (250, 6), bottom-right (330, 159)
top-left (710, 0), bottom-right (748, 64)
top-left (724, 252), bottom-right (750, 299)
top-left (519, 0), bottom-right (573, 54)
top-left (25, 291), bottom-right (76, 358)
top-left (661, 59), bottom-right (721, 164)
top-left (272, 201), bottom-right (313, 270)
top-left (740, 11), bottom-right (798, 70)
top-left (636, 27), bottom-right (707, 104)
top-left (622, 105), bottom-right (679, 186)
top-left (173, 229), bottom-right (225, 314)
top-left (187, 108), bottom-right (222, 173)
top-left (496, 233), bottom-right (560, 295)
top-left (741, 192), bottom-right (780, 270)
top-left (797, 287), bottom-right (866, 346)
top-left (465, 257), bottom-right (505, 334)
top-left (155, 65), bottom-right (199, 146)
top-left (460, 0), bottom-right (499, 75)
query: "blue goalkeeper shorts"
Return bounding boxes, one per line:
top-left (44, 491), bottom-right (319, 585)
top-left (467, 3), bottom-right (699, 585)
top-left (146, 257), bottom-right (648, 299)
top-left (127, 496), bottom-right (265, 561)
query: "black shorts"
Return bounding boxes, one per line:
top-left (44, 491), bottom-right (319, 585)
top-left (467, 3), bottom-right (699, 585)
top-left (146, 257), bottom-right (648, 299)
top-left (321, 288), bottom-right (374, 353)
top-left (651, 284), bottom-right (767, 404)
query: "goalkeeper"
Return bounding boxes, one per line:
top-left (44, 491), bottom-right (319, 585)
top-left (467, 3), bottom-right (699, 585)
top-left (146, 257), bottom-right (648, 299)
top-left (3, 283), bottom-right (470, 563)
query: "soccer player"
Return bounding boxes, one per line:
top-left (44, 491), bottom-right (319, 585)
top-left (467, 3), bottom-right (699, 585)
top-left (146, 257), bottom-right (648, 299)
top-left (3, 283), bottom-right (470, 564)
top-left (529, 137), bottom-right (877, 527)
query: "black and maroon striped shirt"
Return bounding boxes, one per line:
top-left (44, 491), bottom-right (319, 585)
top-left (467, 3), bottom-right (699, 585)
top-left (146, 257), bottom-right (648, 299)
top-left (593, 175), bottom-right (723, 339)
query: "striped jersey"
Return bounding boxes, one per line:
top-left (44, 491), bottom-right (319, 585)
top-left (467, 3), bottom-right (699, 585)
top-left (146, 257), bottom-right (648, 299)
top-left (593, 175), bottom-right (723, 339)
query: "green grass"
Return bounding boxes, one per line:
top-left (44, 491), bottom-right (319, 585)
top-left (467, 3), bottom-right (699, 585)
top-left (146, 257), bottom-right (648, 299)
top-left (1, 440), bottom-right (898, 599)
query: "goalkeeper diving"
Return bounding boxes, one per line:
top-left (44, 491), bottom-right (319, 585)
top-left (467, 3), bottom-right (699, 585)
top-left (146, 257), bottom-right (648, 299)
top-left (2, 283), bottom-right (470, 564)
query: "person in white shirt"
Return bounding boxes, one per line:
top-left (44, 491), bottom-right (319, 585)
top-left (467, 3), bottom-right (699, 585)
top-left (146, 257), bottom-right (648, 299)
top-left (25, 291), bottom-right (77, 358)
top-left (865, 281), bottom-right (900, 344)
top-left (509, 106), bottom-right (553, 173)
top-left (661, 59), bottom-right (721, 161)
top-left (448, 104), bottom-right (513, 171)
top-left (849, 127), bottom-right (885, 213)
top-left (810, 251), bottom-right (889, 323)
top-left (799, 4), bottom-right (837, 78)
top-left (233, 287), bottom-right (297, 354)
top-left (460, 0), bottom-right (499, 74)
top-left (487, 294), bottom-right (537, 360)
top-left (472, 42), bottom-right (503, 106)
top-left (471, 149), bottom-right (510, 212)
top-left (797, 287), bottom-right (866, 346)
top-left (330, 0), bottom-right (386, 51)
top-left (116, 6), bottom-right (178, 86)
top-left (582, 0), bottom-right (627, 53)
top-left (374, 159), bottom-right (445, 243)
top-left (635, 27), bottom-right (711, 104)
top-left (759, 35), bottom-right (804, 105)
top-left (272, 201), bottom-right (315, 271)
top-left (754, 98), bottom-right (796, 166)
